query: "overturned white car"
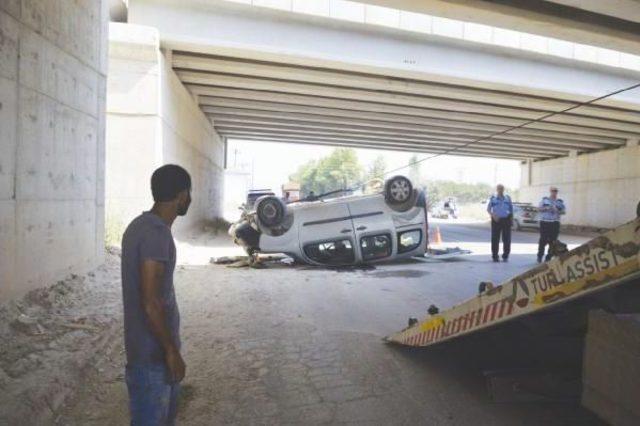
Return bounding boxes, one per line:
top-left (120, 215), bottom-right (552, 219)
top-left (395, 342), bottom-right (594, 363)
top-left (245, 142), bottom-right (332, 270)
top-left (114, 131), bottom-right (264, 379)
top-left (229, 176), bottom-right (429, 266)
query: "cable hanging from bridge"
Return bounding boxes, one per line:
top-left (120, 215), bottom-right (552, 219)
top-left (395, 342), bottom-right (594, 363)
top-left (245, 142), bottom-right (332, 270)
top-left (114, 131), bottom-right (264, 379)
top-left (294, 81), bottom-right (640, 201)
top-left (378, 81), bottom-right (640, 179)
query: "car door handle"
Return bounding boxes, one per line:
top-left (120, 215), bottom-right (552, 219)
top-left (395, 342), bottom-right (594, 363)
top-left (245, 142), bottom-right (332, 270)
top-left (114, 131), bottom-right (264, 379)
top-left (356, 226), bottom-right (367, 231)
top-left (340, 228), bottom-right (352, 233)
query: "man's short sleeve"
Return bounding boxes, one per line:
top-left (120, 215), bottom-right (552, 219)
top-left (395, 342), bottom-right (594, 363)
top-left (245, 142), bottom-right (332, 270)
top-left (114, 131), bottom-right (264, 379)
top-left (506, 196), bottom-right (513, 214)
top-left (139, 226), bottom-right (172, 263)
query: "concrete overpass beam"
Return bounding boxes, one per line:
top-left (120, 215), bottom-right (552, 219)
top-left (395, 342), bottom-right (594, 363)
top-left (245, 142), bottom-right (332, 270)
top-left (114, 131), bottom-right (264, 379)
top-left (204, 109), bottom-right (613, 151)
top-left (359, 0), bottom-right (640, 56)
top-left (198, 97), bottom-right (633, 142)
top-left (129, 0), bottom-right (640, 105)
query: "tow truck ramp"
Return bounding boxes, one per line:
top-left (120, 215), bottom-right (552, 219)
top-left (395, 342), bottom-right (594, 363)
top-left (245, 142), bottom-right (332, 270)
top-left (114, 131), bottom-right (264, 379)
top-left (386, 218), bottom-right (640, 347)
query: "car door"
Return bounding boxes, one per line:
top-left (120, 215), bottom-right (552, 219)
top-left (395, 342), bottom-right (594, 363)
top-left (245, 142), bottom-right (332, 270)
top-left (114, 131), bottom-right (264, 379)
top-left (347, 195), bottom-right (395, 262)
top-left (298, 202), bottom-right (356, 266)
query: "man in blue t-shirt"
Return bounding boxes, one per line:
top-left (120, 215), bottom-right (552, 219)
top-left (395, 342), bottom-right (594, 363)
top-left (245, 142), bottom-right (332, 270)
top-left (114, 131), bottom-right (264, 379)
top-left (121, 165), bottom-right (192, 425)
top-left (487, 184), bottom-right (513, 262)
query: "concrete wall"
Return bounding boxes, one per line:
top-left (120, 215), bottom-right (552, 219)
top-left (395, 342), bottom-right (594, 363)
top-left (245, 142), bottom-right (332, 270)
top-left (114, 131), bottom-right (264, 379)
top-left (106, 23), bottom-right (224, 242)
top-left (0, 1), bottom-right (108, 300)
top-left (519, 141), bottom-right (640, 228)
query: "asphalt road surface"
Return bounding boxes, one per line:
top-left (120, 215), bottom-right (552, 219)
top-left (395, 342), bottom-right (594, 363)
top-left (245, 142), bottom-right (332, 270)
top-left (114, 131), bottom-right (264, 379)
top-left (59, 221), bottom-right (601, 425)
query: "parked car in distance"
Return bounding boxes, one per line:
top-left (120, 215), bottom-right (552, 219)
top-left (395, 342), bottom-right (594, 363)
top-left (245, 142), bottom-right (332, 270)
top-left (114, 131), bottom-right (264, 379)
top-left (512, 202), bottom-right (540, 230)
top-left (245, 189), bottom-right (276, 210)
top-left (229, 176), bottom-right (428, 266)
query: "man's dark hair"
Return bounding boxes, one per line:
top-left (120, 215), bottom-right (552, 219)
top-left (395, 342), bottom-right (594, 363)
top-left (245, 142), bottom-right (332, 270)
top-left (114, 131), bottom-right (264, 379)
top-left (151, 164), bottom-right (191, 202)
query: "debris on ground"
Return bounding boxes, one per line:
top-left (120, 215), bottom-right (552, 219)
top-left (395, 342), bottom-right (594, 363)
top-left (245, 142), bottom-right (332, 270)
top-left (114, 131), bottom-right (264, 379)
top-left (0, 250), bottom-right (123, 425)
top-left (210, 255), bottom-right (248, 265)
top-left (10, 314), bottom-right (46, 336)
top-left (424, 247), bottom-right (473, 260)
top-left (210, 254), bottom-right (295, 268)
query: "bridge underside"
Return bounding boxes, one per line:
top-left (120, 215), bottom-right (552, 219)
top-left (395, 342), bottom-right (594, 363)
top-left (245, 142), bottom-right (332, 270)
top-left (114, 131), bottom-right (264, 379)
top-left (174, 50), bottom-right (640, 161)
top-left (130, 0), bottom-right (640, 161)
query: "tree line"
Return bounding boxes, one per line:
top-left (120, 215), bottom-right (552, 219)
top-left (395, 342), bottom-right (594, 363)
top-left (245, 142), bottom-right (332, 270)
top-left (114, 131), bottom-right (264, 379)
top-left (289, 148), bottom-right (517, 205)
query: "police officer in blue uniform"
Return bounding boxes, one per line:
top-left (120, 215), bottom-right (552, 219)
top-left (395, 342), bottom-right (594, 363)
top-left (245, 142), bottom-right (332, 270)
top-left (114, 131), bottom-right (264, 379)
top-left (487, 184), bottom-right (513, 262)
top-left (537, 186), bottom-right (566, 262)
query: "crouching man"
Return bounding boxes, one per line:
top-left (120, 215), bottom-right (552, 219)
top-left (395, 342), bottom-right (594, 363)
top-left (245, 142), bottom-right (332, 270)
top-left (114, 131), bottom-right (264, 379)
top-left (121, 165), bottom-right (192, 425)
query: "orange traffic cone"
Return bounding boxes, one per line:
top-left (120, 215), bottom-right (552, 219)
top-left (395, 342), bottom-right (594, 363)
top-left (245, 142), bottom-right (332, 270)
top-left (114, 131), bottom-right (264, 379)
top-left (434, 226), bottom-right (443, 245)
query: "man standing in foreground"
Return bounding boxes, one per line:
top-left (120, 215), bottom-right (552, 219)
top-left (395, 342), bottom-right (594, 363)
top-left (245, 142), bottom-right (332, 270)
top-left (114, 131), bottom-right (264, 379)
top-left (487, 184), bottom-right (513, 262)
top-left (121, 165), bottom-right (192, 425)
top-left (537, 186), bottom-right (566, 263)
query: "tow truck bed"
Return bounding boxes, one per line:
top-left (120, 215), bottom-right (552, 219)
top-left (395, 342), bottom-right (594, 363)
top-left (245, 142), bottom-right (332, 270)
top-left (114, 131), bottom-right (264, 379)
top-left (386, 218), bottom-right (640, 347)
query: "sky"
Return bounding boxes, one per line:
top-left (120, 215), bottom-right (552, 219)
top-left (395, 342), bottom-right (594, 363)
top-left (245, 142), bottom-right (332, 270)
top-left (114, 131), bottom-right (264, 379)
top-left (226, 139), bottom-right (522, 191)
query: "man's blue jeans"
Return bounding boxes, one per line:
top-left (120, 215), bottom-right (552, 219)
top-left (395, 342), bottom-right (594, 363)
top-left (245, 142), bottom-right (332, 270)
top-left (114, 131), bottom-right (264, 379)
top-left (125, 364), bottom-right (180, 426)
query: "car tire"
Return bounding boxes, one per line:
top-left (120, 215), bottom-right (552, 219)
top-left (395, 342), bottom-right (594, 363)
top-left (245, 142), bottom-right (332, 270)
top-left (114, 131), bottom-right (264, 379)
top-left (385, 176), bottom-right (413, 205)
top-left (512, 219), bottom-right (521, 231)
top-left (256, 196), bottom-right (286, 227)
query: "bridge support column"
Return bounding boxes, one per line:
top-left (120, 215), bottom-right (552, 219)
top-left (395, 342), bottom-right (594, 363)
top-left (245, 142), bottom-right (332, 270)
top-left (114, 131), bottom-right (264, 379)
top-left (519, 143), bottom-right (640, 228)
top-left (0, 1), bottom-right (108, 300)
top-left (106, 23), bottom-right (226, 241)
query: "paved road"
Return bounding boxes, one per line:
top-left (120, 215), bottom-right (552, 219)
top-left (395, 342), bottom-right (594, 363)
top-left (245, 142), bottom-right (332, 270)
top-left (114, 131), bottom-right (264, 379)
top-left (60, 222), bottom-right (600, 425)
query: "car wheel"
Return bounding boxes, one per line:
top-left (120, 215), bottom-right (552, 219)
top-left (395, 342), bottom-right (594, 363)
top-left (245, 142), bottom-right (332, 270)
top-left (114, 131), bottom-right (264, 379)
top-left (256, 196), bottom-right (285, 227)
top-left (512, 219), bottom-right (521, 231)
top-left (385, 176), bottom-right (413, 205)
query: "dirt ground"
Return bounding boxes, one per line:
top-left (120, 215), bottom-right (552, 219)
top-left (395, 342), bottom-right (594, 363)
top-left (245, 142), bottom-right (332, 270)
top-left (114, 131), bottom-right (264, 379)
top-left (0, 249), bottom-right (122, 425)
top-left (2, 224), bottom-right (603, 425)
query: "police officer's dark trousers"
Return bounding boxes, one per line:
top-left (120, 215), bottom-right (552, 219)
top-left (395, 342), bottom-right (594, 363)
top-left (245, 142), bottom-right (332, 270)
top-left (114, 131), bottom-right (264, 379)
top-left (491, 217), bottom-right (512, 259)
top-left (538, 220), bottom-right (560, 261)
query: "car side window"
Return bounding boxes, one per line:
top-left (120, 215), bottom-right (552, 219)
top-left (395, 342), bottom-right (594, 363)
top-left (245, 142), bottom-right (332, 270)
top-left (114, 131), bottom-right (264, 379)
top-left (304, 239), bottom-right (355, 265)
top-left (398, 230), bottom-right (422, 253)
top-left (360, 234), bottom-right (392, 261)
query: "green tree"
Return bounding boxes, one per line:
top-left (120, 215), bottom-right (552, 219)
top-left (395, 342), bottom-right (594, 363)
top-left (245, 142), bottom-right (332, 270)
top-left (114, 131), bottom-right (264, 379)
top-left (420, 180), bottom-right (516, 211)
top-left (423, 181), bottom-right (441, 211)
top-left (290, 148), bottom-right (364, 196)
top-left (428, 180), bottom-right (495, 204)
top-left (366, 155), bottom-right (387, 181)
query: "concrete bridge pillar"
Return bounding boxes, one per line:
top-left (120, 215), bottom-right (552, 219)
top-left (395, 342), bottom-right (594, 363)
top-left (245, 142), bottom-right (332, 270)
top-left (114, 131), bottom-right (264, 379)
top-left (519, 143), bottom-right (640, 228)
top-left (105, 23), bottom-right (226, 242)
top-left (0, 0), bottom-right (109, 300)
